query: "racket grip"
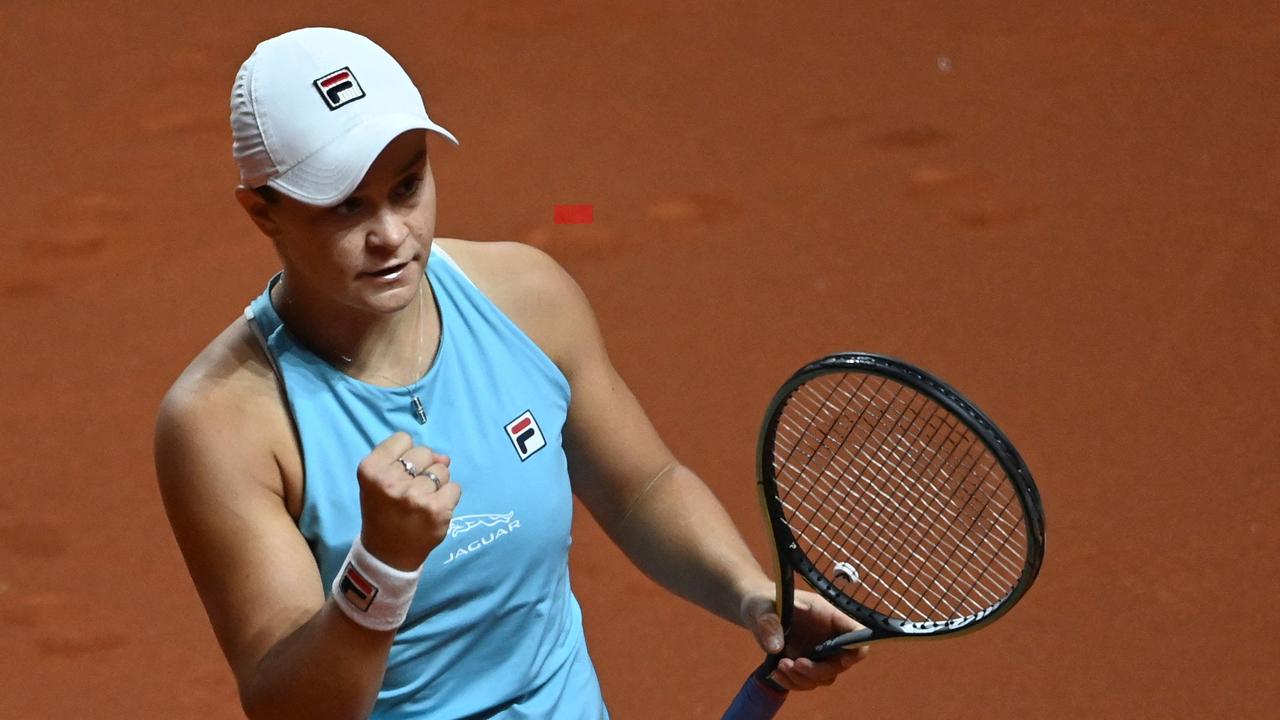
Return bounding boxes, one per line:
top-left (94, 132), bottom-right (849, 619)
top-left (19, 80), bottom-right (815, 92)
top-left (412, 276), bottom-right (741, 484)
top-left (812, 626), bottom-right (874, 657)
top-left (721, 661), bottom-right (789, 720)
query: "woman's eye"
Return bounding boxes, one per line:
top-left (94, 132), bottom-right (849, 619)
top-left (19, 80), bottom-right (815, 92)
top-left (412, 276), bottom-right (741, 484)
top-left (397, 176), bottom-right (422, 197)
top-left (334, 197), bottom-right (363, 216)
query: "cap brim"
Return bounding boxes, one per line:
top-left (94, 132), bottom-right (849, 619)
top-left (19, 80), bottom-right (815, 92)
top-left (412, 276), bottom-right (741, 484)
top-left (268, 113), bottom-right (458, 207)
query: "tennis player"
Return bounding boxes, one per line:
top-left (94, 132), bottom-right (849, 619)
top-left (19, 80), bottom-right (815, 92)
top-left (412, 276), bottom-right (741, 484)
top-left (155, 27), bottom-right (866, 718)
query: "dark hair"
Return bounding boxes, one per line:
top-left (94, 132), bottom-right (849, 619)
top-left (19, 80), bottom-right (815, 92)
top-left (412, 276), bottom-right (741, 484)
top-left (253, 185), bottom-right (282, 204)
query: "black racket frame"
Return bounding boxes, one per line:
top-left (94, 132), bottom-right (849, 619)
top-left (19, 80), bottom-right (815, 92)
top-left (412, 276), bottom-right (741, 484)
top-left (757, 352), bottom-right (1046, 654)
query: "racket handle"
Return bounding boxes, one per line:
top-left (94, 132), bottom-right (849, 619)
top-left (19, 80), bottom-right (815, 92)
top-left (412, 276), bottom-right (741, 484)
top-left (812, 626), bottom-right (874, 657)
top-left (721, 660), bottom-right (788, 720)
top-left (722, 627), bottom-right (874, 718)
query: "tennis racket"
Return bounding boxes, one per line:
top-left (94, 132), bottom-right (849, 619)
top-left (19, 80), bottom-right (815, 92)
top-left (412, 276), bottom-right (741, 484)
top-left (721, 353), bottom-right (1045, 719)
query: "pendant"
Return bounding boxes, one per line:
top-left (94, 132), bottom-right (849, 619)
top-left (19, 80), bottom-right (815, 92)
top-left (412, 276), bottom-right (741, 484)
top-left (411, 395), bottom-right (428, 425)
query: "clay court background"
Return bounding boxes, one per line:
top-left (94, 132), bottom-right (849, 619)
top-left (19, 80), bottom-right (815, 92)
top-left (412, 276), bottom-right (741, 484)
top-left (2, 1), bottom-right (1277, 718)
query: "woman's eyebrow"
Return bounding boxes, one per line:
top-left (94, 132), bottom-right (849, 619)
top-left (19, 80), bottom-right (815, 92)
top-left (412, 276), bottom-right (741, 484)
top-left (398, 150), bottom-right (428, 175)
top-left (353, 150), bottom-right (428, 193)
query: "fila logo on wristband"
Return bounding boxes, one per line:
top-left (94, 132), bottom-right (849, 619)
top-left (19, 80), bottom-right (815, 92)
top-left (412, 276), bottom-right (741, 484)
top-left (331, 536), bottom-right (419, 631)
top-left (338, 562), bottom-right (378, 612)
top-left (504, 410), bottom-right (545, 461)
top-left (313, 67), bottom-right (366, 110)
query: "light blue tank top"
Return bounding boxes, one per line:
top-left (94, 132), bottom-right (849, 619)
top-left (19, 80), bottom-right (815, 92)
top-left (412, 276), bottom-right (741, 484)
top-left (244, 244), bottom-right (608, 719)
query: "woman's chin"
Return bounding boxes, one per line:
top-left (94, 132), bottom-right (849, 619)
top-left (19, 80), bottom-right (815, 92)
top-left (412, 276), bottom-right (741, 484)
top-left (354, 273), bottom-right (421, 313)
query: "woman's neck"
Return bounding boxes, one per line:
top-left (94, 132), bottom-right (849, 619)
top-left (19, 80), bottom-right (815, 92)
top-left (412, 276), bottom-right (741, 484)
top-left (270, 273), bottom-right (439, 386)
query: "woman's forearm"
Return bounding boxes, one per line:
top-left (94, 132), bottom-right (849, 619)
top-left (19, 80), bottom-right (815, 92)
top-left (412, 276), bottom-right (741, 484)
top-left (609, 464), bottom-right (772, 627)
top-left (239, 601), bottom-right (395, 720)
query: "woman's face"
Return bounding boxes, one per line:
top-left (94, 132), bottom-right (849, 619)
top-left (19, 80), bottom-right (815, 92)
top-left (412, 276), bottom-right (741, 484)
top-left (247, 130), bottom-right (437, 316)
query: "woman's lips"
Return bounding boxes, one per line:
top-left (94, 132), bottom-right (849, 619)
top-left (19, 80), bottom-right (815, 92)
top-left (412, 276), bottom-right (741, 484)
top-left (364, 261), bottom-right (410, 281)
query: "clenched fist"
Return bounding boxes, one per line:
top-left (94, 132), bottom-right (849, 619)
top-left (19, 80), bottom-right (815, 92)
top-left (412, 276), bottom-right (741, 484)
top-left (356, 431), bottom-right (461, 571)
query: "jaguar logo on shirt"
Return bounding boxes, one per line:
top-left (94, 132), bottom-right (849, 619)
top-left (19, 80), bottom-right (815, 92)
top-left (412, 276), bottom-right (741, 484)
top-left (504, 410), bottom-right (546, 461)
top-left (448, 512), bottom-right (515, 538)
top-left (442, 512), bottom-right (522, 566)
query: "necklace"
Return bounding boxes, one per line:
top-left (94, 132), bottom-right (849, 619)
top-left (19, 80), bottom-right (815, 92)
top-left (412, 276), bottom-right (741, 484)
top-left (337, 288), bottom-right (429, 425)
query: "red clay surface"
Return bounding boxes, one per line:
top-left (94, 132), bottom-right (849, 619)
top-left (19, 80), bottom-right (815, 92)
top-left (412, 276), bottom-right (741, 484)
top-left (2, 2), bottom-right (1277, 718)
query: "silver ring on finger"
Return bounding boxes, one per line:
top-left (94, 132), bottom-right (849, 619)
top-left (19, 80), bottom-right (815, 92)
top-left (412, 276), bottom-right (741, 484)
top-left (397, 458), bottom-right (416, 477)
top-left (424, 469), bottom-right (442, 491)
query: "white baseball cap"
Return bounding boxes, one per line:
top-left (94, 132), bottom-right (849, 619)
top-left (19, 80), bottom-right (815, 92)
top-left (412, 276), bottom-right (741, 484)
top-left (230, 27), bottom-right (458, 207)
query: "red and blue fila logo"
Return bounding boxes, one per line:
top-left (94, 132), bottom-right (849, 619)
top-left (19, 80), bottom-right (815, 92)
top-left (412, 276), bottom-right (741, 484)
top-left (505, 410), bottom-right (546, 461)
top-left (313, 67), bottom-right (366, 110)
top-left (338, 562), bottom-right (378, 612)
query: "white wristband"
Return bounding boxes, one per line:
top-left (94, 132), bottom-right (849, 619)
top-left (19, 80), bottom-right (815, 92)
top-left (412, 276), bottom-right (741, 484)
top-left (331, 535), bottom-right (422, 632)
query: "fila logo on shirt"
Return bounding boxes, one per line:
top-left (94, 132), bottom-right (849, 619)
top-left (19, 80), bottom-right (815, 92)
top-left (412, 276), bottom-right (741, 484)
top-left (313, 67), bottom-right (366, 110)
top-left (504, 410), bottom-right (546, 461)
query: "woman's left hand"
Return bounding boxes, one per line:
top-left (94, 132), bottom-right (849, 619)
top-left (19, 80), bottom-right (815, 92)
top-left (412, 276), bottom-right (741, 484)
top-left (741, 589), bottom-right (870, 691)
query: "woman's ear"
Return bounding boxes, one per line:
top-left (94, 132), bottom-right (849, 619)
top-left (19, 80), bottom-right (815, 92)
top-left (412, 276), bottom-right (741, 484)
top-left (234, 186), bottom-right (281, 238)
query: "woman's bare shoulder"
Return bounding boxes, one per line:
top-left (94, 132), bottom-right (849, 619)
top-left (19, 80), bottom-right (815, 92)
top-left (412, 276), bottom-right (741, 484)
top-left (434, 236), bottom-right (566, 286)
top-left (155, 314), bottom-right (297, 500)
top-left (161, 315), bottom-right (281, 422)
top-left (432, 238), bottom-right (585, 365)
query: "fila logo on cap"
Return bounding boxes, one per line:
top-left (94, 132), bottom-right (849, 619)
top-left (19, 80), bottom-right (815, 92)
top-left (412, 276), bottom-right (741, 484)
top-left (505, 410), bottom-right (546, 461)
top-left (313, 66), bottom-right (366, 110)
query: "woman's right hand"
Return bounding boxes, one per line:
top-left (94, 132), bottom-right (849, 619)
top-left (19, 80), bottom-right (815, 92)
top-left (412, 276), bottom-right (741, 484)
top-left (356, 431), bottom-right (461, 571)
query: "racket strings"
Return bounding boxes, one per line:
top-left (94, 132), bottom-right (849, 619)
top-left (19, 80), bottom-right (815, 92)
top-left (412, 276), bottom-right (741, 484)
top-left (779, 396), bottom-right (1012, 616)
top-left (779, 419), bottom-right (1017, 621)
top-left (772, 372), bottom-right (1028, 624)
top-left (782, 395), bottom-right (1023, 621)
top-left (768, 386), bottom-right (988, 617)
top-left (789, 377), bottom-right (1020, 539)
top-left (786, 400), bottom-right (1023, 621)
top-left (855, 403), bottom-right (1023, 617)
top-left (788, 380), bottom-right (980, 593)
top-left (781, 381), bottom-right (1016, 586)
top-left (775, 383), bottom-right (987, 614)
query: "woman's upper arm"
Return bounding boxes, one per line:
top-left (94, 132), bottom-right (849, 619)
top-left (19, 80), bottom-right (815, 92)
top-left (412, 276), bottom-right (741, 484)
top-left (448, 240), bottom-right (676, 528)
top-left (154, 382), bottom-right (324, 688)
top-left (515, 249), bottom-right (676, 528)
top-left (559, 322), bottom-right (677, 528)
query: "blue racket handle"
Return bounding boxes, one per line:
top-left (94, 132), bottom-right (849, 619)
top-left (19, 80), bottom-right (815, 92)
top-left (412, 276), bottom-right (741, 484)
top-left (721, 674), bottom-right (788, 720)
top-left (721, 627), bottom-right (871, 718)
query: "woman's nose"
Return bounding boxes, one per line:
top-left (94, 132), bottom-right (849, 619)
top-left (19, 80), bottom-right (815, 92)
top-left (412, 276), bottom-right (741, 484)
top-left (366, 207), bottom-right (408, 249)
